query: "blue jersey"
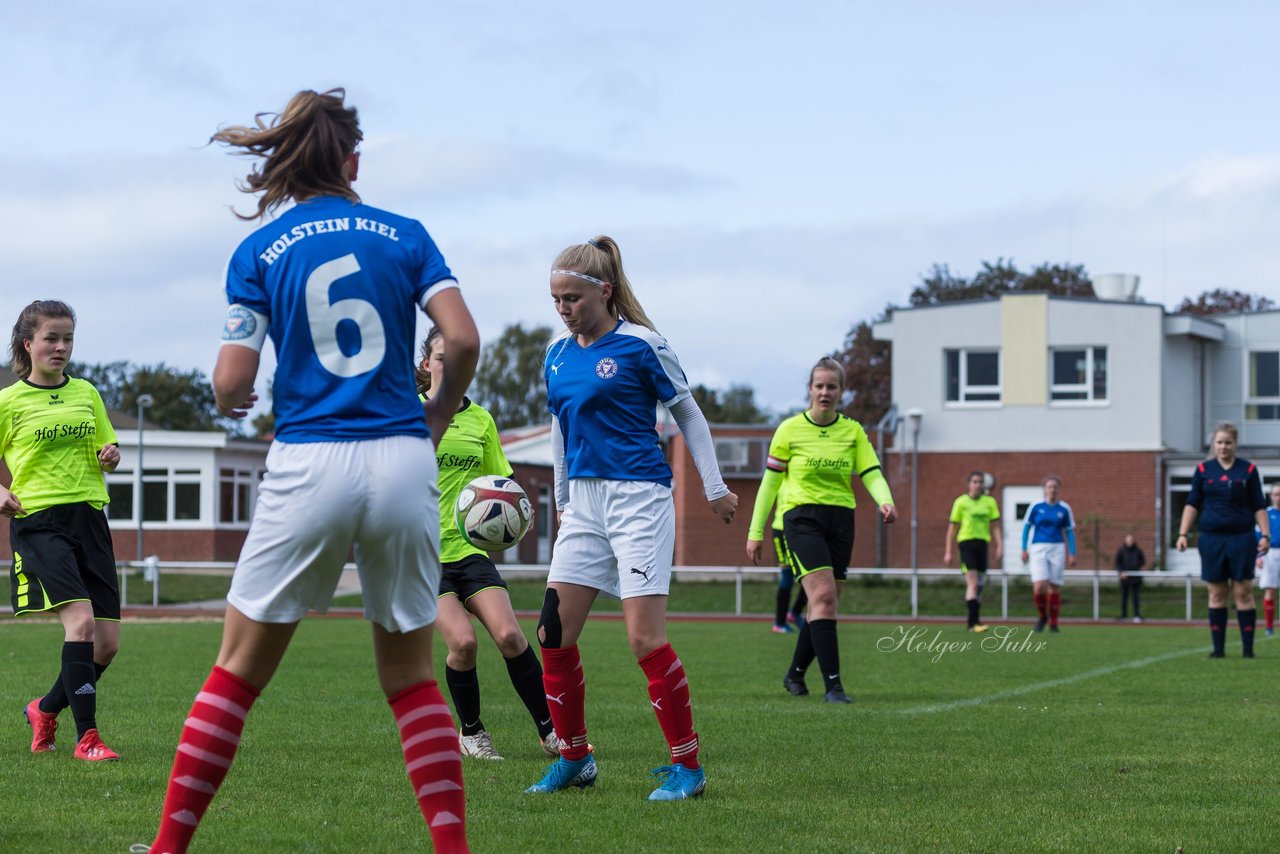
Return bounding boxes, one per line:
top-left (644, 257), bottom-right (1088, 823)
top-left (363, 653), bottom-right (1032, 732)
top-left (225, 196), bottom-right (456, 442)
top-left (544, 320), bottom-right (691, 486)
top-left (1259, 506), bottom-right (1280, 541)
top-left (1022, 501), bottom-right (1076, 549)
top-left (1188, 458), bottom-right (1266, 534)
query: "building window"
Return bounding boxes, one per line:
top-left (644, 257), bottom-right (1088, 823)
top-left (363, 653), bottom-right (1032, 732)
top-left (945, 349), bottom-right (1001, 403)
top-left (1247, 351), bottom-right (1280, 420)
top-left (1050, 346), bottom-right (1108, 402)
top-left (218, 468), bottom-right (258, 524)
top-left (107, 472), bottom-right (134, 521)
top-left (107, 467), bottom-right (203, 524)
top-left (713, 437), bottom-right (770, 476)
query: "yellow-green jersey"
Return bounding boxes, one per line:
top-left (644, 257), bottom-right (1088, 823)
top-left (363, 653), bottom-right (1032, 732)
top-left (0, 376), bottom-right (117, 517)
top-left (949, 493), bottom-right (999, 542)
top-left (433, 397), bottom-right (513, 563)
top-left (748, 411), bottom-right (893, 540)
top-left (770, 481), bottom-right (788, 532)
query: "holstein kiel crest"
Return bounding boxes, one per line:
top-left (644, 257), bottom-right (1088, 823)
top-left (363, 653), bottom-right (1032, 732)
top-left (595, 357), bottom-right (618, 379)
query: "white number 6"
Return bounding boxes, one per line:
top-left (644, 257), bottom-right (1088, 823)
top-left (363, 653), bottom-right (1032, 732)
top-left (305, 253), bottom-right (386, 377)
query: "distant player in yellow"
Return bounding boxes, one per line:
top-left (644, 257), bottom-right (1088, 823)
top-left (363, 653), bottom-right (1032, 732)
top-left (746, 357), bottom-right (896, 704)
top-left (3, 300), bottom-right (122, 761)
top-left (943, 472), bottom-right (1002, 632)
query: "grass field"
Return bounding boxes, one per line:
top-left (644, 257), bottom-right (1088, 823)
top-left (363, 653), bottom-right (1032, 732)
top-left (1, 615), bottom-right (1271, 852)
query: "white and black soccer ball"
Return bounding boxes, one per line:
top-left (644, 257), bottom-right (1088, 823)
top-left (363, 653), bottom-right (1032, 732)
top-left (455, 475), bottom-right (533, 551)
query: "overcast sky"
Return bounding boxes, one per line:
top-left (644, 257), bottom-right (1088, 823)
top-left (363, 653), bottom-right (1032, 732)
top-left (3, 2), bottom-right (1278, 417)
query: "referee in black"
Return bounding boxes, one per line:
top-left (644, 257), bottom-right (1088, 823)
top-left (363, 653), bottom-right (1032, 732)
top-left (1176, 422), bottom-right (1270, 658)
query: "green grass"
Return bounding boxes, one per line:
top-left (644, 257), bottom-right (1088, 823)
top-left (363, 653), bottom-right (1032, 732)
top-left (0, 615), bottom-right (1271, 852)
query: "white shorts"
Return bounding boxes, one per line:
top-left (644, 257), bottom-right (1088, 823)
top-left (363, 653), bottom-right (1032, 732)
top-left (1028, 542), bottom-right (1066, 586)
top-left (227, 436), bottom-right (441, 633)
top-left (1259, 549), bottom-right (1280, 590)
top-left (547, 479), bottom-right (675, 600)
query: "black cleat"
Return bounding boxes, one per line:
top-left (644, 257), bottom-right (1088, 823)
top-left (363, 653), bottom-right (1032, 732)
top-left (1049, 625), bottom-right (1061, 633)
top-left (1208, 650), bottom-right (1225, 659)
top-left (1033, 618), bottom-right (1047, 633)
top-left (823, 688), bottom-right (853, 704)
top-left (1243, 650), bottom-right (1256, 659)
top-left (783, 673), bottom-right (809, 696)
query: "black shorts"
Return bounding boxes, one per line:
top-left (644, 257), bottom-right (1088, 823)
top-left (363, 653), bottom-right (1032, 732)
top-left (958, 540), bottom-right (989, 574)
top-left (782, 504), bottom-right (855, 582)
top-left (9, 503), bottom-right (120, 619)
top-left (1198, 531), bottom-right (1257, 584)
top-left (772, 530), bottom-right (794, 573)
top-left (439, 553), bottom-right (509, 602)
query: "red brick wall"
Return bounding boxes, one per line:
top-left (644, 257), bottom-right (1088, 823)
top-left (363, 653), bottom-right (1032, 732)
top-left (879, 450), bottom-right (1161, 570)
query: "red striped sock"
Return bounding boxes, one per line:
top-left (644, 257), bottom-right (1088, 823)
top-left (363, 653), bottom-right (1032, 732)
top-left (1034, 592), bottom-right (1047, 619)
top-left (639, 643), bottom-right (699, 769)
top-left (390, 681), bottom-right (468, 854)
top-left (150, 666), bottom-right (259, 854)
top-left (1049, 591), bottom-right (1061, 626)
top-left (541, 645), bottom-right (590, 761)
top-left (1266, 598), bottom-right (1274, 631)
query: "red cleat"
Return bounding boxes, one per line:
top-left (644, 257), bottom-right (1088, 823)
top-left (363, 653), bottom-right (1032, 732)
top-left (73, 728), bottom-right (120, 761)
top-left (24, 697), bottom-right (58, 753)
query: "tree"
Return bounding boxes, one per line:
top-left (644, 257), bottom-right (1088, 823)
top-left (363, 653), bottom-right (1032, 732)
top-left (689, 384), bottom-right (771, 423)
top-left (472, 323), bottom-right (555, 430)
top-left (837, 260), bottom-right (1095, 425)
top-left (1176, 289), bottom-right (1276, 316)
top-left (71, 360), bottom-right (231, 432)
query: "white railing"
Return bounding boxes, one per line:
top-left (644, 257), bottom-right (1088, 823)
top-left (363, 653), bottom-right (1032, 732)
top-left (0, 561), bottom-right (1206, 621)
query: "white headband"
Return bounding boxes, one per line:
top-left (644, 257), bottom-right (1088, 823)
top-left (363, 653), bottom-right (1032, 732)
top-left (552, 269), bottom-right (608, 287)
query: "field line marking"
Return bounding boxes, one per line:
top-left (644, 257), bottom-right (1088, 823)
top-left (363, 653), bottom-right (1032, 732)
top-left (899, 644), bottom-right (1208, 715)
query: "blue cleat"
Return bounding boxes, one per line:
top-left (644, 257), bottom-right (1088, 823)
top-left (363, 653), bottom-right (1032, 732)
top-left (524, 754), bottom-right (597, 794)
top-left (648, 764), bottom-right (706, 801)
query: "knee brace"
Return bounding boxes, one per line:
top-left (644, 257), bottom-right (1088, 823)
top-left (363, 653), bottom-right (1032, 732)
top-left (537, 588), bottom-right (563, 649)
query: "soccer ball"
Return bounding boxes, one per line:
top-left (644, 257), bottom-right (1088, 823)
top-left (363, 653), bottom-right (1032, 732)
top-left (455, 475), bottom-right (533, 551)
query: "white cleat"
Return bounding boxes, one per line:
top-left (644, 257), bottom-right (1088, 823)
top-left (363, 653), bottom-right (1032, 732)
top-left (459, 729), bottom-right (504, 760)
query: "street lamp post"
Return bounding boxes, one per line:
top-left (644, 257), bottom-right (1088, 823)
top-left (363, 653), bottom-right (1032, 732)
top-left (906, 408), bottom-right (924, 618)
top-left (136, 394), bottom-right (153, 603)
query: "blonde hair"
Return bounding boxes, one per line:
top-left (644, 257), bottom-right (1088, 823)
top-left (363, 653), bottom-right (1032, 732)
top-left (211, 88), bottom-right (362, 221)
top-left (1211, 421), bottom-right (1239, 443)
top-left (552, 235), bottom-right (656, 331)
top-left (9, 300), bottom-right (75, 379)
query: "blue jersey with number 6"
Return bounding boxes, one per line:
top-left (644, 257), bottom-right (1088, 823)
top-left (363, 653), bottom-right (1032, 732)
top-left (225, 196), bottom-right (457, 442)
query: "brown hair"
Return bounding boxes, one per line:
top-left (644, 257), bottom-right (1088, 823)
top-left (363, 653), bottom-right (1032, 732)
top-left (808, 356), bottom-right (846, 389)
top-left (9, 300), bottom-right (75, 379)
top-left (552, 235), bottom-right (656, 331)
top-left (211, 88), bottom-right (363, 221)
top-left (1043, 474), bottom-right (1062, 488)
top-left (415, 326), bottom-right (445, 395)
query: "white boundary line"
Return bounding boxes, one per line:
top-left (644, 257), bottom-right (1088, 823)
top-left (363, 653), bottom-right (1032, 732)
top-left (899, 644), bottom-right (1212, 716)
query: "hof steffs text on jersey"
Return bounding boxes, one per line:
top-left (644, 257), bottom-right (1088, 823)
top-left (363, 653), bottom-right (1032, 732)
top-left (258, 216), bottom-right (401, 265)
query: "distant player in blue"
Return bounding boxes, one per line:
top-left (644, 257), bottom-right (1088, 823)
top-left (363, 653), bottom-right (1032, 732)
top-left (1257, 484), bottom-right (1280, 636)
top-left (1020, 476), bottom-right (1076, 633)
top-left (141, 89), bottom-right (477, 854)
top-left (526, 235), bottom-right (737, 802)
top-left (1177, 422), bottom-right (1269, 658)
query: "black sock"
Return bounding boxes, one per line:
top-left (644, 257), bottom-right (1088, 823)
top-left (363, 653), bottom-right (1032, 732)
top-left (60, 642), bottom-right (97, 738)
top-left (42, 660), bottom-right (109, 715)
top-left (774, 582), bottom-right (791, 627)
top-left (788, 621), bottom-right (815, 679)
top-left (445, 665), bottom-right (484, 735)
top-left (1239, 608), bottom-right (1257, 655)
top-left (504, 646), bottom-right (553, 738)
top-left (792, 588), bottom-right (808, 619)
top-left (807, 619), bottom-right (842, 693)
top-left (1209, 607), bottom-right (1228, 655)
top-left (1132, 586), bottom-right (1141, 618)
top-left (966, 599), bottom-right (980, 628)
